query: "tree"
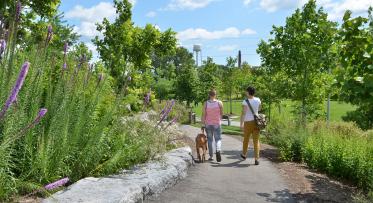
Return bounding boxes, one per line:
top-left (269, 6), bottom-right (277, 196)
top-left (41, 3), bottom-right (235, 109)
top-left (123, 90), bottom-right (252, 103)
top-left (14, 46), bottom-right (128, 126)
top-left (0, 0), bottom-right (61, 40)
top-left (221, 56), bottom-right (237, 114)
top-left (257, 0), bottom-right (337, 124)
top-left (175, 63), bottom-right (198, 107)
top-left (93, 0), bottom-right (177, 91)
top-left (336, 8), bottom-right (373, 129)
top-left (197, 57), bottom-right (222, 103)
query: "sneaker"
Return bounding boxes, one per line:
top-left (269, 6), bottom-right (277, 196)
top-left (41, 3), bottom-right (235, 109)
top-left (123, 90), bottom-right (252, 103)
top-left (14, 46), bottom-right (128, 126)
top-left (255, 160), bottom-right (259, 165)
top-left (208, 157), bottom-right (214, 161)
top-left (240, 154), bottom-right (247, 160)
top-left (216, 151), bottom-right (221, 162)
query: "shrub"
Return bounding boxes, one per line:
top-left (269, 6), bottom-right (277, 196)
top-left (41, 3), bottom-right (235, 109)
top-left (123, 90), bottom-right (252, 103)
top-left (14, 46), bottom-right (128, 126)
top-left (268, 118), bottom-right (373, 193)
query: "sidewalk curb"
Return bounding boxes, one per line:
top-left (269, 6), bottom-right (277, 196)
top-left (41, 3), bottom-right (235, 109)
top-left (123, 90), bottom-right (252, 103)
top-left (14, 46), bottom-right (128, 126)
top-left (43, 147), bottom-right (193, 203)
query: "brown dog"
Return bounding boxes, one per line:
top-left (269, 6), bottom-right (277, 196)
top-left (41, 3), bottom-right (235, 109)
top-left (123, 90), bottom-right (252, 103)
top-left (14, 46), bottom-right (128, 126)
top-left (195, 127), bottom-right (208, 163)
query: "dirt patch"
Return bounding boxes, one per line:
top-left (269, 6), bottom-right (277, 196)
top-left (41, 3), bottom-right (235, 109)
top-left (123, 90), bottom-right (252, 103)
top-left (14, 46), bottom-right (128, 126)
top-left (230, 134), bottom-right (357, 203)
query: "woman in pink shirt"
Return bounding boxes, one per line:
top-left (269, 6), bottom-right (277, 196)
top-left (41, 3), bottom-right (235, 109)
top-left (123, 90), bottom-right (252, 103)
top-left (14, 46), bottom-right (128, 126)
top-left (202, 89), bottom-right (223, 162)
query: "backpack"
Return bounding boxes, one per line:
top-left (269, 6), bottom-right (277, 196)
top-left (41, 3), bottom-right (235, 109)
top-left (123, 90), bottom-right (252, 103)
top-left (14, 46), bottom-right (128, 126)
top-left (245, 99), bottom-right (267, 130)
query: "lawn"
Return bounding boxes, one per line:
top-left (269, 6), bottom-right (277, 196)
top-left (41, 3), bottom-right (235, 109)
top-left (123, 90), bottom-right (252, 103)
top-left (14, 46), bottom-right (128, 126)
top-left (193, 100), bottom-right (356, 122)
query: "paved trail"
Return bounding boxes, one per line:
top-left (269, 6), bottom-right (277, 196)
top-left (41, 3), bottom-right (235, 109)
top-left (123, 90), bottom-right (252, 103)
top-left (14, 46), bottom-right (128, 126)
top-left (147, 125), bottom-right (294, 203)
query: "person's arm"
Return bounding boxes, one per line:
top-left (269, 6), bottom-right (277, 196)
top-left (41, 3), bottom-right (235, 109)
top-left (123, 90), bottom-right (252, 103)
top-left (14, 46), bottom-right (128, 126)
top-left (240, 105), bottom-right (245, 131)
top-left (219, 101), bottom-right (224, 117)
top-left (201, 102), bottom-right (206, 125)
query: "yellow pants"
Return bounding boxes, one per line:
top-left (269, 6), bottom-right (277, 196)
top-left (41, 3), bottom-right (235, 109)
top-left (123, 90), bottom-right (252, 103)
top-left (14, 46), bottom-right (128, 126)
top-left (242, 121), bottom-right (260, 159)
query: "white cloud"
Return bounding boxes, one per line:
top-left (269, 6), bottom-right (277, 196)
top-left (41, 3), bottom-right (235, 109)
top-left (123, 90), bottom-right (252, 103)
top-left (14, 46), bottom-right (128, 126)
top-left (177, 27), bottom-right (256, 41)
top-left (242, 28), bottom-right (257, 35)
top-left (243, 0), bottom-right (253, 6)
top-left (259, 0), bottom-right (307, 12)
top-left (154, 25), bottom-right (161, 30)
top-left (66, 2), bottom-right (117, 38)
top-left (217, 45), bottom-right (238, 52)
top-left (253, 0), bottom-right (372, 19)
top-left (321, 0), bottom-right (373, 20)
top-left (146, 11), bottom-right (157, 18)
top-left (66, 0), bottom-right (137, 38)
top-left (165, 0), bottom-right (215, 10)
top-left (66, 2), bottom-right (116, 23)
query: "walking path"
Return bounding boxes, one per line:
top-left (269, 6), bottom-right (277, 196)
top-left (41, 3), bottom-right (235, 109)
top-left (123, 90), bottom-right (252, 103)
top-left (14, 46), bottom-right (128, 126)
top-left (147, 125), bottom-right (294, 203)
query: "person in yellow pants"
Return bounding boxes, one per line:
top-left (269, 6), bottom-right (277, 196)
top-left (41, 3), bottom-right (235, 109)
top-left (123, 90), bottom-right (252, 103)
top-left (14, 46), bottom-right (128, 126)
top-left (240, 86), bottom-right (261, 165)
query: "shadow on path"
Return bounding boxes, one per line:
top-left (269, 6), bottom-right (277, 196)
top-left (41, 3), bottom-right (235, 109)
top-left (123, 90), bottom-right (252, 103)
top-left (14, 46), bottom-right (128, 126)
top-left (257, 189), bottom-right (295, 203)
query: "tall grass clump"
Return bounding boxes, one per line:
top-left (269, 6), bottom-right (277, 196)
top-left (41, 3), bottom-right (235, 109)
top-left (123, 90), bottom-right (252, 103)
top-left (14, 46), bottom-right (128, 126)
top-left (0, 7), bottom-right (176, 201)
top-left (267, 116), bottom-right (373, 193)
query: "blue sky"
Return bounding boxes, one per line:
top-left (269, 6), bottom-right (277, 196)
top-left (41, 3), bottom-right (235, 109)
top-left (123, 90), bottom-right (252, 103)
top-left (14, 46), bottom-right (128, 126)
top-left (59, 0), bottom-right (372, 65)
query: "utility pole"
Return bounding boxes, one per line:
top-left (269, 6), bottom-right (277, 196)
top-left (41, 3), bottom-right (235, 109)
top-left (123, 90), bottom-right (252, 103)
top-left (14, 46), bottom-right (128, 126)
top-left (327, 68), bottom-right (331, 126)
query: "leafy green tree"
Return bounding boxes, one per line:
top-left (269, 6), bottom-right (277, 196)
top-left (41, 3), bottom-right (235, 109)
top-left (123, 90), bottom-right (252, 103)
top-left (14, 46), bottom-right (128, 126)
top-left (197, 57), bottom-right (222, 103)
top-left (154, 78), bottom-right (174, 101)
top-left (232, 62), bottom-right (253, 98)
top-left (257, 0), bottom-right (337, 124)
top-left (222, 57), bottom-right (237, 114)
top-left (93, 0), bottom-right (177, 91)
top-left (337, 8), bottom-right (373, 129)
top-left (175, 63), bottom-right (198, 107)
top-left (0, 0), bottom-right (61, 39)
top-left (24, 12), bottom-right (79, 50)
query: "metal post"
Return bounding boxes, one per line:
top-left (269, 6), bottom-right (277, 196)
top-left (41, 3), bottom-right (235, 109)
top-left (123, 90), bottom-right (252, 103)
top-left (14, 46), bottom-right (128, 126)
top-left (327, 68), bottom-right (331, 126)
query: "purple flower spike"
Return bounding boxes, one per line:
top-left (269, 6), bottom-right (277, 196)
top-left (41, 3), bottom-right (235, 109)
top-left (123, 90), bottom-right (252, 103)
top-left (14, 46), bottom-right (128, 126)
top-left (170, 117), bottom-right (178, 125)
top-left (63, 63), bottom-right (67, 70)
top-left (63, 42), bottom-right (68, 55)
top-left (45, 177), bottom-right (70, 191)
top-left (16, 1), bottom-right (22, 22)
top-left (158, 100), bottom-right (175, 126)
top-left (160, 101), bottom-right (170, 116)
top-left (0, 62), bottom-right (30, 120)
top-left (46, 25), bottom-right (53, 44)
top-left (164, 116), bottom-right (178, 130)
top-left (32, 108), bottom-right (47, 125)
top-left (144, 92), bottom-right (151, 105)
top-left (0, 39), bottom-right (6, 56)
top-left (127, 76), bottom-right (132, 82)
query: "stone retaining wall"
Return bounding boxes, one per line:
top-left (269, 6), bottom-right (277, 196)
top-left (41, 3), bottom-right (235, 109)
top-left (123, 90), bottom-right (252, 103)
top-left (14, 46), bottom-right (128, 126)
top-left (43, 147), bottom-right (193, 203)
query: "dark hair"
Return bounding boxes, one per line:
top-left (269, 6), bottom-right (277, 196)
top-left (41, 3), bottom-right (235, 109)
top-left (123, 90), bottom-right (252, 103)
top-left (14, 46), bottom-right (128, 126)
top-left (246, 86), bottom-right (255, 96)
top-left (209, 89), bottom-right (216, 97)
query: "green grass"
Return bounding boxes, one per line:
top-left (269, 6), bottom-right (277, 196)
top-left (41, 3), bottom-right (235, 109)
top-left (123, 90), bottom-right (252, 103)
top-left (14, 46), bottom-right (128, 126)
top-left (193, 100), bottom-right (356, 122)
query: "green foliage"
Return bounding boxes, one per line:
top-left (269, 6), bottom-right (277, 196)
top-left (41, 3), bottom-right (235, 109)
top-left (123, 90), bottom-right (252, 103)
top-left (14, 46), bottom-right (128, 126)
top-left (0, 5), bottom-right (178, 201)
top-left (175, 63), bottom-right (198, 106)
top-left (154, 101), bottom-right (189, 124)
top-left (154, 78), bottom-right (174, 101)
top-left (196, 57), bottom-right (223, 102)
top-left (267, 117), bottom-right (373, 192)
top-left (257, 0), bottom-right (337, 123)
top-left (93, 0), bottom-right (177, 90)
top-left (336, 8), bottom-right (373, 129)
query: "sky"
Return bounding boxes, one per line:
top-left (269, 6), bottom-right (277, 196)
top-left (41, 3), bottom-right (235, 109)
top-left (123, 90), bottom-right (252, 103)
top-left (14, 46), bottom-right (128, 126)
top-left (58, 0), bottom-right (373, 66)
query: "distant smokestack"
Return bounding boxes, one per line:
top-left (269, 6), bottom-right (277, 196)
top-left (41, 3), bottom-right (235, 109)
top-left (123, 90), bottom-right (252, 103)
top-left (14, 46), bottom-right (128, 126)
top-left (238, 50), bottom-right (242, 68)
